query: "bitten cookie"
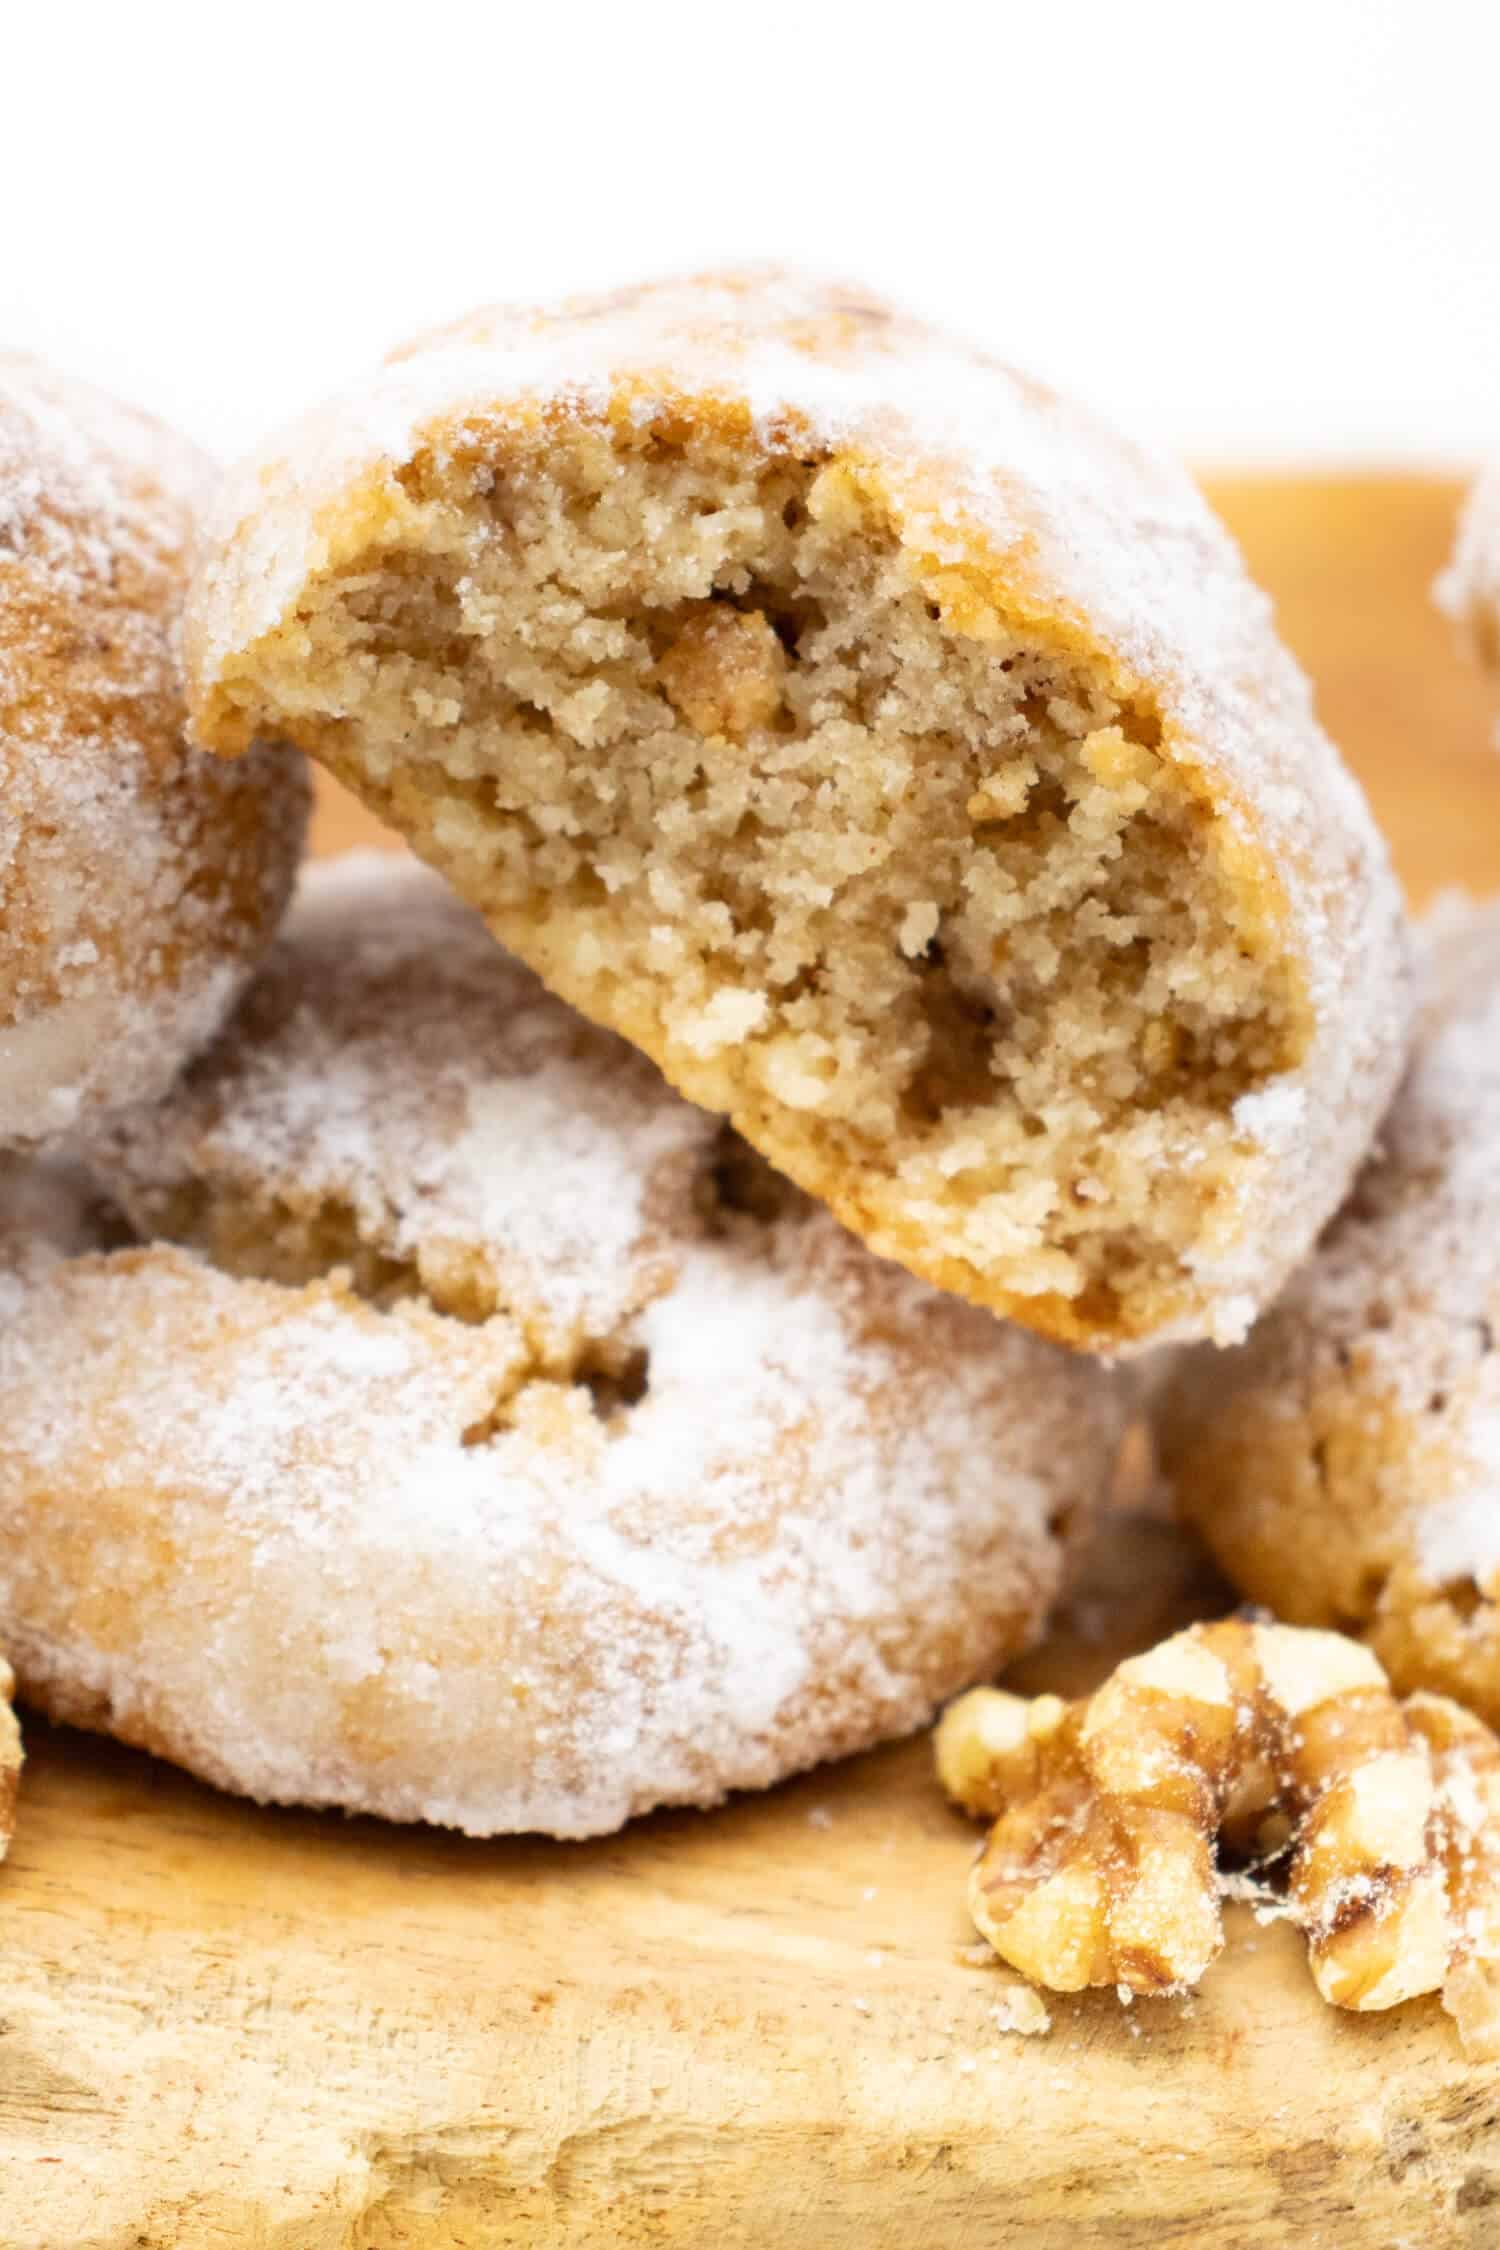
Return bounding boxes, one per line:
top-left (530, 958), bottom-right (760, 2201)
top-left (182, 269), bottom-right (1408, 1354)
top-left (1438, 466), bottom-right (1500, 675)
top-left (1159, 898), bottom-right (1500, 1727)
top-left (0, 856), bottom-right (1124, 1837)
top-left (0, 356), bottom-right (307, 1144)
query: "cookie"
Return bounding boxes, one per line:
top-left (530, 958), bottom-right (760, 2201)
top-left (1158, 897), bottom-right (1500, 1726)
top-left (1439, 466), bottom-right (1500, 676)
top-left (0, 855), bottom-right (1124, 1837)
top-left (0, 356), bottom-right (307, 1145)
top-left (0, 1653), bottom-right (18, 1859)
top-left (181, 269), bottom-right (1408, 1354)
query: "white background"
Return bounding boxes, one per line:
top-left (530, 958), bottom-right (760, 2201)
top-left (5, 1), bottom-right (1496, 468)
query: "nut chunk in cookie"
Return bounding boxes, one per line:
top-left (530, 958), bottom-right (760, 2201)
top-left (183, 270), bottom-right (1407, 1353)
top-left (937, 1617), bottom-right (1500, 2056)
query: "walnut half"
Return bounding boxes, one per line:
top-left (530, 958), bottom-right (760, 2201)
top-left (936, 1618), bottom-right (1500, 2055)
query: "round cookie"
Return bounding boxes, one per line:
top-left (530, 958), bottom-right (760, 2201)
top-left (1439, 465), bottom-right (1500, 678)
top-left (182, 269), bottom-right (1409, 1355)
top-left (0, 355), bottom-right (307, 1144)
top-left (0, 855), bottom-right (1124, 1837)
top-left (1158, 896), bottom-right (1500, 1727)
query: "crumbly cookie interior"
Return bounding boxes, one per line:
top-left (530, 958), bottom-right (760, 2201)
top-left (225, 428), bottom-right (1305, 1331)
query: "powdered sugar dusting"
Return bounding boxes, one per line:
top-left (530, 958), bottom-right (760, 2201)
top-left (1168, 895), bottom-right (1500, 1604)
top-left (0, 355), bottom-right (307, 1143)
top-left (0, 857), bottom-right (1125, 1836)
top-left (93, 853), bottom-right (717, 1364)
top-left (1420, 1452), bottom-right (1500, 1587)
top-left (1232, 1081), bottom-right (1307, 1146)
top-left (184, 268), bottom-right (1409, 1344)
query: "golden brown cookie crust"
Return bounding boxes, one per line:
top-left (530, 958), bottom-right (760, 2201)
top-left (1160, 897), bottom-right (1500, 1725)
top-left (181, 271), bottom-right (1409, 1354)
top-left (0, 857), bottom-right (1125, 1837)
top-left (0, 356), bottom-right (308, 1144)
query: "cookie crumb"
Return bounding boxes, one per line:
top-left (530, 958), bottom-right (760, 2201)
top-left (990, 1986), bottom-right (1052, 2038)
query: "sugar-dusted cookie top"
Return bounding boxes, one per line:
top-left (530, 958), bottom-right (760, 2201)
top-left (183, 269), bottom-right (1409, 1351)
top-left (0, 855), bottom-right (1123, 1837)
top-left (0, 355), bottom-right (308, 1144)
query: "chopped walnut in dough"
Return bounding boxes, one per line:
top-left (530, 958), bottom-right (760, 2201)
top-left (936, 1618), bottom-right (1500, 2056)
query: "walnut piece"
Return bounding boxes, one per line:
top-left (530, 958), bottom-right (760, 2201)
top-left (655, 603), bottom-right (787, 741)
top-left (936, 1618), bottom-right (1500, 2050)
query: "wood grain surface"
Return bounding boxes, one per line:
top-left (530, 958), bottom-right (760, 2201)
top-left (4, 478), bottom-right (1500, 2250)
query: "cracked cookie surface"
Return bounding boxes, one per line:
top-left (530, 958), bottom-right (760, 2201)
top-left (0, 355), bottom-right (307, 1144)
top-left (0, 856), bottom-right (1124, 1837)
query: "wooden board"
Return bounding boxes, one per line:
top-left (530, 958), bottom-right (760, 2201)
top-left (4, 478), bottom-right (1500, 2250)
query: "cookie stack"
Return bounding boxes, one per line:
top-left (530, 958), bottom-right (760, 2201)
top-left (0, 270), bottom-right (1463, 1840)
